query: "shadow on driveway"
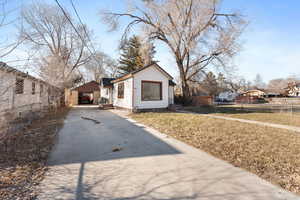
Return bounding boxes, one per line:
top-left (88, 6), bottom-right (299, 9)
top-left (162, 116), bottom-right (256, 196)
top-left (38, 107), bottom-right (299, 200)
top-left (48, 107), bottom-right (181, 166)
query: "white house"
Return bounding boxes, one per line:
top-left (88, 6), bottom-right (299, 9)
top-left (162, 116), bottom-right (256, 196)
top-left (100, 63), bottom-right (175, 111)
top-left (99, 78), bottom-right (115, 104)
top-left (285, 82), bottom-right (300, 97)
top-left (0, 62), bottom-right (61, 133)
top-left (217, 90), bottom-right (238, 102)
top-left (0, 62), bottom-right (61, 113)
top-left (241, 89), bottom-right (266, 97)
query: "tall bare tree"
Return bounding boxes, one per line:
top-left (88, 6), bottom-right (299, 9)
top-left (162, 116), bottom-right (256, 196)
top-left (0, 0), bottom-right (24, 102)
top-left (102, 0), bottom-right (246, 101)
top-left (37, 55), bottom-right (83, 88)
top-left (84, 51), bottom-right (118, 82)
top-left (20, 2), bottom-right (93, 88)
top-left (0, 0), bottom-right (23, 59)
top-left (253, 73), bottom-right (266, 89)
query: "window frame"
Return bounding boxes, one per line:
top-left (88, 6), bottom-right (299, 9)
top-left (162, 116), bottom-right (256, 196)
top-left (32, 82), bottom-right (36, 95)
top-left (40, 84), bottom-right (44, 94)
top-left (117, 82), bottom-right (124, 99)
top-left (15, 78), bottom-right (24, 94)
top-left (141, 80), bottom-right (162, 101)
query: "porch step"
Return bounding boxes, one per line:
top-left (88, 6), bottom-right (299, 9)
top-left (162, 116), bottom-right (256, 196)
top-left (99, 104), bottom-right (114, 110)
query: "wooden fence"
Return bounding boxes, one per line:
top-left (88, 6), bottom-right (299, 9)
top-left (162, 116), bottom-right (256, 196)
top-left (191, 96), bottom-right (213, 106)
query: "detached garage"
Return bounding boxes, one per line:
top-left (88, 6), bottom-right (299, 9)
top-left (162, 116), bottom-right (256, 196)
top-left (69, 81), bottom-right (100, 105)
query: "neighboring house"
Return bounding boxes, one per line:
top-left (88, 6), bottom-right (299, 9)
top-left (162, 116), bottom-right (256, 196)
top-left (264, 92), bottom-right (281, 98)
top-left (66, 81), bottom-right (100, 105)
top-left (99, 78), bottom-right (115, 104)
top-left (217, 90), bottom-right (238, 102)
top-left (103, 62), bottom-right (175, 111)
top-left (285, 82), bottom-right (300, 97)
top-left (241, 89), bottom-right (266, 97)
top-left (0, 62), bottom-right (61, 113)
top-left (0, 62), bottom-right (61, 134)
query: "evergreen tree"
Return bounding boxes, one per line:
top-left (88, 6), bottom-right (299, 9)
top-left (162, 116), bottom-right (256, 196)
top-left (118, 35), bottom-right (144, 74)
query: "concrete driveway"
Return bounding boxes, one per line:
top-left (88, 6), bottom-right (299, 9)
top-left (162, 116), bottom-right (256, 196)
top-left (38, 107), bottom-right (299, 200)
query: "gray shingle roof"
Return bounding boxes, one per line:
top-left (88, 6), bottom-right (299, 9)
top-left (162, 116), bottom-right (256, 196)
top-left (101, 78), bottom-right (115, 86)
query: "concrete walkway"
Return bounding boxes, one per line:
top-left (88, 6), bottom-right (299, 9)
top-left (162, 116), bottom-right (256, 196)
top-left (179, 110), bottom-right (300, 133)
top-left (38, 107), bottom-right (300, 200)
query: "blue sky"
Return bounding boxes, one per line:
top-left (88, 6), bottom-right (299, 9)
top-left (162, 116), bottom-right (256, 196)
top-left (2, 0), bottom-right (300, 82)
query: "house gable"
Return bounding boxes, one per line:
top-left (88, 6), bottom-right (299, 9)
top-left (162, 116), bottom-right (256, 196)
top-left (132, 63), bottom-right (173, 80)
top-left (112, 62), bottom-right (174, 84)
top-left (133, 65), bottom-right (170, 109)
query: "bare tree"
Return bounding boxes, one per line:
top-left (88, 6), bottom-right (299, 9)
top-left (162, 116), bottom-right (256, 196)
top-left (20, 2), bottom-right (93, 88)
top-left (201, 71), bottom-right (218, 96)
top-left (267, 78), bottom-right (287, 94)
top-left (226, 75), bottom-right (251, 93)
top-left (139, 34), bottom-right (156, 65)
top-left (102, 0), bottom-right (246, 101)
top-left (268, 76), bottom-right (300, 95)
top-left (0, 0), bottom-right (24, 102)
top-left (84, 51), bottom-right (119, 82)
top-left (253, 73), bottom-right (266, 89)
top-left (37, 55), bottom-right (83, 88)
top-left (105, 58), bottom-right (119, 78)
top-left (0, 0), bottom-right (23, 59)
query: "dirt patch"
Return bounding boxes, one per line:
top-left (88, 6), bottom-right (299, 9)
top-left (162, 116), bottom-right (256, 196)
top-left (0, 108), bottom-right (69, 200)
top-left (131, 112), bottom-right (300, 194)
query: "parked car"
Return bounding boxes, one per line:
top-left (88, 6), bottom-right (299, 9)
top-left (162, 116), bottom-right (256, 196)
top-left (80, 95), bottom-right (91, 104)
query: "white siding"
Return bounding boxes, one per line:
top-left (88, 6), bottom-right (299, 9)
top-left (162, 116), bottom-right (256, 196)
top-left (113, 78), bottom-right (133, 109)
top-left (100, 87), bottom-right (113, 104)
top-left (14, 78), bottom-right (41, 108)
top-left (133, 66), bottom-right (169, 109)
top-left (0, 71), bottom-right (50, 112)
top-left (218, 91), bottom-right (238, 101)
top-left (100, 87), bottom-right (110, 99)
top-left (0, 70), bottom-right (14, 111)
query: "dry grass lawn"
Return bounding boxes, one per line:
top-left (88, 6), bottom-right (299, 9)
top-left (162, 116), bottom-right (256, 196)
top-left (219, 112), bottom-right (300, 127)
top-left (185, 105), bottom-right (300, 127)
top-left (0, 108), bottom-right (69, 200)
top-left (131, 112), bottom-right (300, 194)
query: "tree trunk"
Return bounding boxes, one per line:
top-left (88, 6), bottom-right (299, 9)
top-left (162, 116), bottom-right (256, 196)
top-left (181, 79), bottom-right (190, 105)
top-left (177, 60), bottom-right (191, 105)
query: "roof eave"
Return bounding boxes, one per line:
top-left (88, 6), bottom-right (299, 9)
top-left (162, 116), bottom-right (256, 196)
top-left (111, 74), bottom-right (133, 83)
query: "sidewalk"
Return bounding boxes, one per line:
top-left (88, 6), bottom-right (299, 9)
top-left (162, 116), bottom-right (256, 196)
top-left (179, 110), bottom-right (300, 133)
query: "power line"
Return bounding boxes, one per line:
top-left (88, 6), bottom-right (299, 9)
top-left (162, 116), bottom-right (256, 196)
top-left (53, 0), bottom-right (102, 70)
top-left (69, 0), bottom-right (98, 54)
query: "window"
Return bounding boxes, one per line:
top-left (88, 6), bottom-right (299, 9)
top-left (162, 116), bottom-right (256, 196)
top-left (32, 82), bottom-right (35, 95)
top-left (40, 84), bottom-right (44, 94)
top-left (15, 78), bottom-right (24, 94)
top-left (142, 81), bottom-right (162, 101)
top-left (118, 82), bottom-right (124, 98)
top-left (106, 88), bottom-right (109, 95)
